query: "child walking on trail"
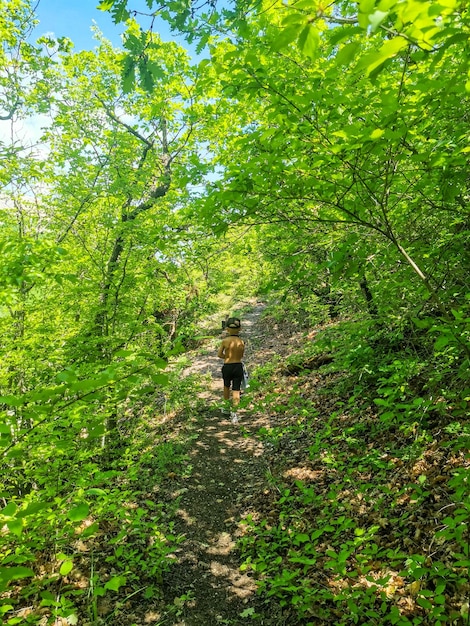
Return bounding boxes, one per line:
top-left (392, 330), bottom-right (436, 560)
top-left (217, 317), bottom-right (245, 424)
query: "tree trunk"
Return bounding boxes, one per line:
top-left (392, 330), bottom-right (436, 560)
top-left (359, 272), bottom-right (378, 317)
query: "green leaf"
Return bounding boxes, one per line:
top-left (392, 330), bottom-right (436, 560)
top-left (69, 378), bottom-right (101, 392)
top-left (289, 555), bottom-right (317, 565)
top-left (17, 501), bottom-right (52, 518)
top-left (359, 0), bottom-right (376, 13)
top-left (434, 334), bottom-right (450, 350)
top-left (59, 560), bottom-right (73, 576)
top-left (374, 398), bottom-right (389, 406)
top-left (1, 502), bottom-right (17, 518)
top-left (138, 59), bottom-right (155, 93)
top-left (368, 9), bottom-right (389, 31)
top-left (329, 26), bottom-right (363, 45)
top-left (0, 605), bottom-right (14, 615)
top-left (0, 566), bottom-right (35, 588)
top-left (6, 519), bottom-right (23, 537)
top-left (110, 0), bottom-right (130, 22)
top-left (80, 521), bottom-right (99, 538)
top-left (197, 58), bottom-right (211, 71)
top-left (336, 41), bottom-right (362, 66)
top-left (358, 11), bottom-right (370, 29)
top-left (434, 582), bottom-right (446, 595)
top-left (104, 575), bottom-right (127, 591)
top-left (151, 373), bottom-right (169, 386)
top-left (123, 33), bottom-right (142, 53)
top-left (28, 386), bottom-right (64, 402)
top-left (147, 61), bottom-right (165, 81)
top-left (56, 369), bottom-right (78, 383)
top-left (412, 317), bottom-right (432, 329)
top-left (0, 395), bottom-right (23, 406)
top-left (87, 424), bottom-right (106, 439)
top-left (358, 37), bottom-right (409, 75)
top-left (98, 0), bottom-right (116, 10)
top-left (271, 24), bottom-right (301, 51)
top-left (94, 586), bottom-right (106, 597)
top-left (122, 55), bottom-right (136, 94)
top-left (298, 24), bottom-right (320, 59)
top-left (378, 0), bottom-right (398, 10)
top-left (370, 128), bottom-right (385, 139)
top-left (152, 357), bottom-right (168, 369)
top-left (85, 488), bottom-right (107, 496)
top-left (416, 596), bottom-right (433, 609)
top-left (67, 502), bottom-right (90, 522)
top-left (114, 349), bottom-right (134, 358)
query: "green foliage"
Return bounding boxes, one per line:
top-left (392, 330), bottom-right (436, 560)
top-left (237, 307), bottom-right (470, 624)
top-left (0, 371), bottom-right (190, 623)
top-left (1, 0), bottom-right (469, 622)
top-left (98, 0), bottom-right (130, 23)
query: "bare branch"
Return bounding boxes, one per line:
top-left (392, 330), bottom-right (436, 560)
top-left (94, 93), bottom-right (154, 147)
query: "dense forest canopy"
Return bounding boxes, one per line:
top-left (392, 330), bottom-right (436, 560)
top-left (107, 0), bottom-right (469, 344)
top-left (0, 0), bottom-right (468, 623)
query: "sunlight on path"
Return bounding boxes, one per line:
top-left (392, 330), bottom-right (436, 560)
top-left (158, 302), bottom-right (275, 625)
top-left (183, 301), bottom-right (267, 405)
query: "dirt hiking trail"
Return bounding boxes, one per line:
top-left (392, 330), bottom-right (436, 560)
top-left (157, 302), bottom-right (289, 626)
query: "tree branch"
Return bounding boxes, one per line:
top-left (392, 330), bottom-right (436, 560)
top-left (94, 93), bottom-right (154, 147)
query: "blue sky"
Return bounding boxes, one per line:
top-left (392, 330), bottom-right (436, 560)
top-left (0, 1), bottom-right (194, 149)
top-left (33, 0), bottom-right (183, 51)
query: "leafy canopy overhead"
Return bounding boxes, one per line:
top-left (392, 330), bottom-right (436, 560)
top-left (99, 0), bottom-right (469, 83)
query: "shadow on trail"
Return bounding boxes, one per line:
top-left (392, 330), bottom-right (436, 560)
top-left (159, 407), bottom-right (267, 625)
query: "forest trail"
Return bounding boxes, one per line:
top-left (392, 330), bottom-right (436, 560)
top-left (157, 302), bottom-right (283, 626)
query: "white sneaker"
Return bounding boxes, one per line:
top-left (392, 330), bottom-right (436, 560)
top-left (230, 412), bottom-right (239, 424)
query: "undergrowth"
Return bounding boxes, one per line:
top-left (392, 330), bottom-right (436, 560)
top-left (0, 367), bottom-right (203, 625)
top-left (2, 303), bottom-right (468, 625)
top-left (240, 311), bottom-right (470, 625)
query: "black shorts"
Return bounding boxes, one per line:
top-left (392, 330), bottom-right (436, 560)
top-left (222, 362), bottom-right (244, 391)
